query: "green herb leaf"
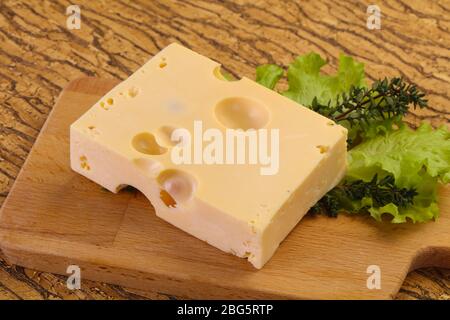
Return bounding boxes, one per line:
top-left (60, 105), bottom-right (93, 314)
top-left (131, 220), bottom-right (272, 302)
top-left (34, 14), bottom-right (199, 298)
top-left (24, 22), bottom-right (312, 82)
top-left (311, 174), bottom-right (418, 220)
top-left (281, 52), bottom-right (366, 106)
top-left (346, 123), bottom-right (450, 222)
top-left (348, 123), bottom-right (450, 186)
top-left (255, 64), bottom-right (284, 90)
top-left (310, 78), bottom-right (428, 145)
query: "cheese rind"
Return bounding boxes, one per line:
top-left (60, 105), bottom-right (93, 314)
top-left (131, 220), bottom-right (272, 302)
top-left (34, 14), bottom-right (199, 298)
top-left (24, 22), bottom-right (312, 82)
top-left (70, 43), bottom-right (347, 268)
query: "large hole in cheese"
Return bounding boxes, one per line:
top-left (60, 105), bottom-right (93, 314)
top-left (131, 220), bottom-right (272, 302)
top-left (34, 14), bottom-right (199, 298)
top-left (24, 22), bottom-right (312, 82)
top-left (132, 132), bottom-right (167, 155)
top-left (157, 169), bottom-right (197, 205)
top-left (215, 97), bottom-right (270, 130)
top-left (156, 125), bottom-right (179, 147)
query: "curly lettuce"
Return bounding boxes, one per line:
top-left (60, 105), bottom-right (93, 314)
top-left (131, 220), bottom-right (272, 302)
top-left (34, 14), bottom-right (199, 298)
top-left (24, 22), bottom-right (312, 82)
top-left (256, 52), bottom-right (365, 106)
top-left (347, 123), bottom-right (450, 222)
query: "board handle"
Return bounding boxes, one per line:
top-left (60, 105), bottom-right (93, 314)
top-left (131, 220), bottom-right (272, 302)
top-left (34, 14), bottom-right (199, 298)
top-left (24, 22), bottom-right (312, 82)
top-left (410, 186), bottom-right (450, 270)
top-left (410, 246), bottom-right (450, 270)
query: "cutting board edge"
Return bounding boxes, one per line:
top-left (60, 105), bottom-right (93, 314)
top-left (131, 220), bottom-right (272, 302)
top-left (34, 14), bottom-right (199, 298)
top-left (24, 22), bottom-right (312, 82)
top-left (0, 230), bottom-right (397, 300)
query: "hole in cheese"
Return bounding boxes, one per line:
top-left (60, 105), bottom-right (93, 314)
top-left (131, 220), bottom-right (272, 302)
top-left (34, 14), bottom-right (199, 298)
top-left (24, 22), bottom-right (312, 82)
top-left (115, 184), bottom-right (129, 192)
top-left (316, 145), bottom-right (329, 154)
top-left (156, 125), bottom-right (179, 147)
top-left (215, 97), bottom-right (270, 130)
top-left (113, 185), bottom-right (137, 194)
top-left (127, 87), bottom-right (139, 98)
top-left (132, 132), bottom-right (167, 155)
top-left (157, 169), bottom-right (197, 204)
top-left (100, 101), bottom-right (108, 110)
top-left (79, 155), bottom-right (91, 170)
top-left (213, 66), bottom-right (237, 81)
top-left (159, 58), bottom-right (167, 68)
top-left (160, 189), bottom-right (177, 208)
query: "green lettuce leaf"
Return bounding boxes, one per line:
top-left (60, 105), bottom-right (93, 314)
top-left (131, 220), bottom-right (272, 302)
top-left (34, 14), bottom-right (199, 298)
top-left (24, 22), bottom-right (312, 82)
top-left (255, 52), bottom-right (366, 106)
top-left (255, 64), bottom-right (284, 90)
top-left (347, 123), bottom-right (450, 222)
top-left (357, 115), bottom-right (404, 140)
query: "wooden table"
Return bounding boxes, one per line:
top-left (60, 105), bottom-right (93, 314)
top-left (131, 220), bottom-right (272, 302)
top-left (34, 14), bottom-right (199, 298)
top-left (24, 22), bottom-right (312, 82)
top-left (0, 0), bottom-right (448, 300)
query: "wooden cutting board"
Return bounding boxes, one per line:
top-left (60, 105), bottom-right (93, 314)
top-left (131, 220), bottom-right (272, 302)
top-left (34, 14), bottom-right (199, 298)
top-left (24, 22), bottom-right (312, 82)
top-left (0, 77), bottom-right (449, 300)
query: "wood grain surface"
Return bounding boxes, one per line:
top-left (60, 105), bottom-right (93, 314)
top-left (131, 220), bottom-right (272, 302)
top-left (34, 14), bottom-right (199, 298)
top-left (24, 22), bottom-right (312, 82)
top-left (0, 0), bottom-right (448, 300)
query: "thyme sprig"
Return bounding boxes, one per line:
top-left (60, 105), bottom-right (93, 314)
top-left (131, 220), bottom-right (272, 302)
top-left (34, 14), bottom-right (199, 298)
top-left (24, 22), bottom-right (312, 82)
top-left (310, 77), bottom-right (427, 127)
top-left (310, 174), bottom-right (418, 218)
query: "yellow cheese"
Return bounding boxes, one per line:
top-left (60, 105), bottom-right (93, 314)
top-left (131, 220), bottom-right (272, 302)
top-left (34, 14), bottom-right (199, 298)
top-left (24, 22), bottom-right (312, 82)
top-left (70, 43), bottom-right (347, 268)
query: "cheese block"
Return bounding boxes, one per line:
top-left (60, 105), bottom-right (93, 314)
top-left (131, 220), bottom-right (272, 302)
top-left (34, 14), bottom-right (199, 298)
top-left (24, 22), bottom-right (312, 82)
top-left (70, 43), bottom-right (347, 268)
